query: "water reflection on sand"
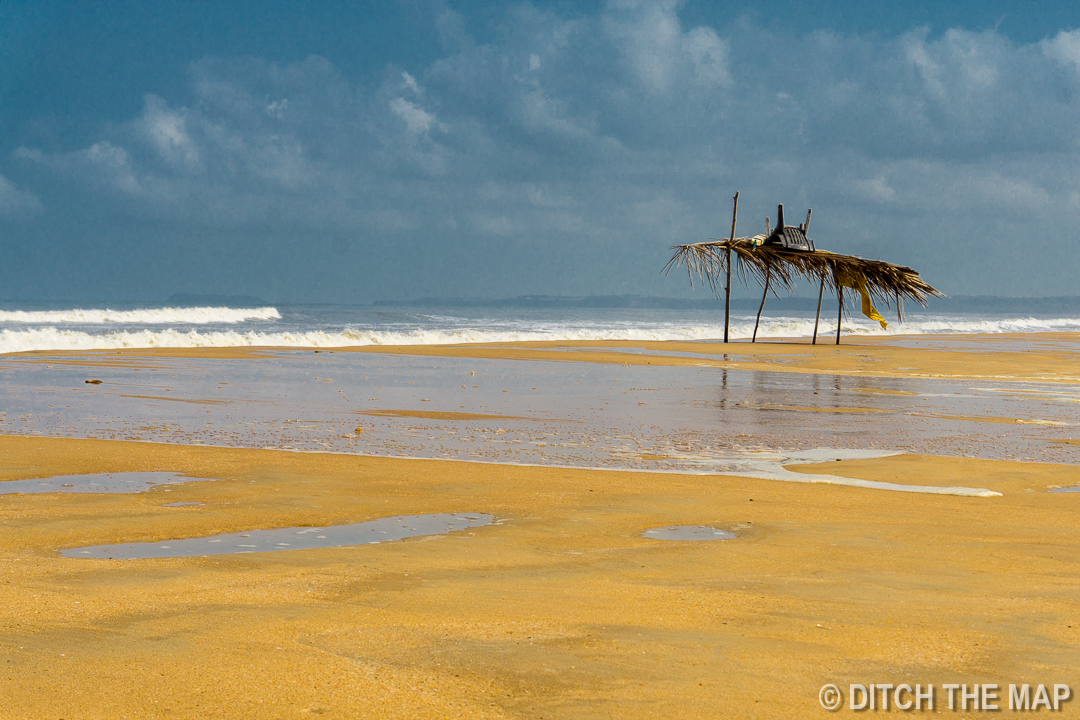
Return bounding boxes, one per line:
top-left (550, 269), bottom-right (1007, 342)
top-left (62, 513), bottom-right (494, 559)
top-left (0, 343), bottom-right (1076, 484)
top-left (0, 471), bottom-right (219, 495)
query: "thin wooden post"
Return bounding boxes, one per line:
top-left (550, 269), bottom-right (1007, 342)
top-left (896, 291), bottom-right (903, 324)
top-left (724, 192), bottom-right (739, 343)
top-left (752, 270), bottom-right (770, 343)
top-left (835, 284), bottom-right (844, 345)
top-left (812, 274), bottom-right (825, 344)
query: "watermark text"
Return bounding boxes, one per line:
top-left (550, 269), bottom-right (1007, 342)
top-left (818, 682), bottom-right (1071, 711)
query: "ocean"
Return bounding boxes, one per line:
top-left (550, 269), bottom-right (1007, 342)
top-left (2, 302), bottom-right (1079, 354)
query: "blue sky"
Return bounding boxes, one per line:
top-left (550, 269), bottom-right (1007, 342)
top-left (2, 1), bottom-right (1079, 303)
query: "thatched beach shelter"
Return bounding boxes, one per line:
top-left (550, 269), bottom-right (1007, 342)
top-left (664, 193), bottom-right (942, 343)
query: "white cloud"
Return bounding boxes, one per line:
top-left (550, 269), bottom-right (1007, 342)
top-left (600, 0), bottom-right (729, 92)
top-left (603, 0), bottom-right (683, 91)
top-left (1043, 29), bottom-right (1080, 68)
top-left (389, 97), bottom-right (437, 134)
top-left (684, 26), bottom-right (730, 87)
top-left (13, 5), bottom-right (1080, 297)
top-left (138, 95), bottom-right (201, 170)
top-left (266, 98), bottom-right (288, 118)
top-left (401, 71), bottom-right (422, 95)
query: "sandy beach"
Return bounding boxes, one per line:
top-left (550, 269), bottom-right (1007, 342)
top-left (2, 336), bottom-right (1079, 718)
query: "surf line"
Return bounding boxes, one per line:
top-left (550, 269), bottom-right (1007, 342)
top-left (720, 466), bottom-right (1000, 497)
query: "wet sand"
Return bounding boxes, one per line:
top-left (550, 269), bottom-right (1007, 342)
top-left (2, 335), bottom-right (1080, 717)
top-left (10, 332), bottom-right (1080, 382)
top-left (4, 339), bottom-right (1080, 468)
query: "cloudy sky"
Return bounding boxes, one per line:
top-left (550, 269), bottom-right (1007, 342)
top-left (2, 0), bottom-right (1079, 303)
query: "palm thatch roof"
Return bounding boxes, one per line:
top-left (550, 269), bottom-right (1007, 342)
top-left (664, 236), bottom-right (942, 309)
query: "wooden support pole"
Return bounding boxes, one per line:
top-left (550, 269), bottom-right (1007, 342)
top-left (812, 274), bottom-right (825, 345)
top-left (896, 291), bottom-right (903, 324)
top-left (835, 284), bottom-right (844, 345)
top-left (804, 208), bottom-right (812, 233)
top-left (752, 270), bottom-right (770, 343)
top-left (724, 192), bottom-right (739, 343)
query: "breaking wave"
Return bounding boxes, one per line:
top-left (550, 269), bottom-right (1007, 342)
top-left (1, 313), bottom-right (1078, 354)
top-left (0, 306), bottom-right (281, 324)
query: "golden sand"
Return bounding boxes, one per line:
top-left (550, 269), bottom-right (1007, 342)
top-left (1, 435), bottom-right (1079, 718)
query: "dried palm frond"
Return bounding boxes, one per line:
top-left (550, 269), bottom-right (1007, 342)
top-left (664, 238), bottom-right (942, 309)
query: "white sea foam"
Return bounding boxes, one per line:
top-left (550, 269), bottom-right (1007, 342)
top-left (0, 306), bottom-right (281, 324)
top-left (0, 325), bottom-right (738, 353)
top-left (669, 448), bottom-right (1001, 497)
top-left (722, 468), bottom-right (1001, 497)
top-left (713, 315), bottom-right (1080, 337)
top-left (0, 311), bottom-right (1077, 354)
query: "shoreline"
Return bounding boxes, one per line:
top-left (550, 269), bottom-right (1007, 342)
top-left (0, 432), bottom-right (1013, 497)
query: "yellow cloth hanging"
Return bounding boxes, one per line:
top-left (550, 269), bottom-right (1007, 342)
top-left (838, 271), bottom-right (888, 330)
